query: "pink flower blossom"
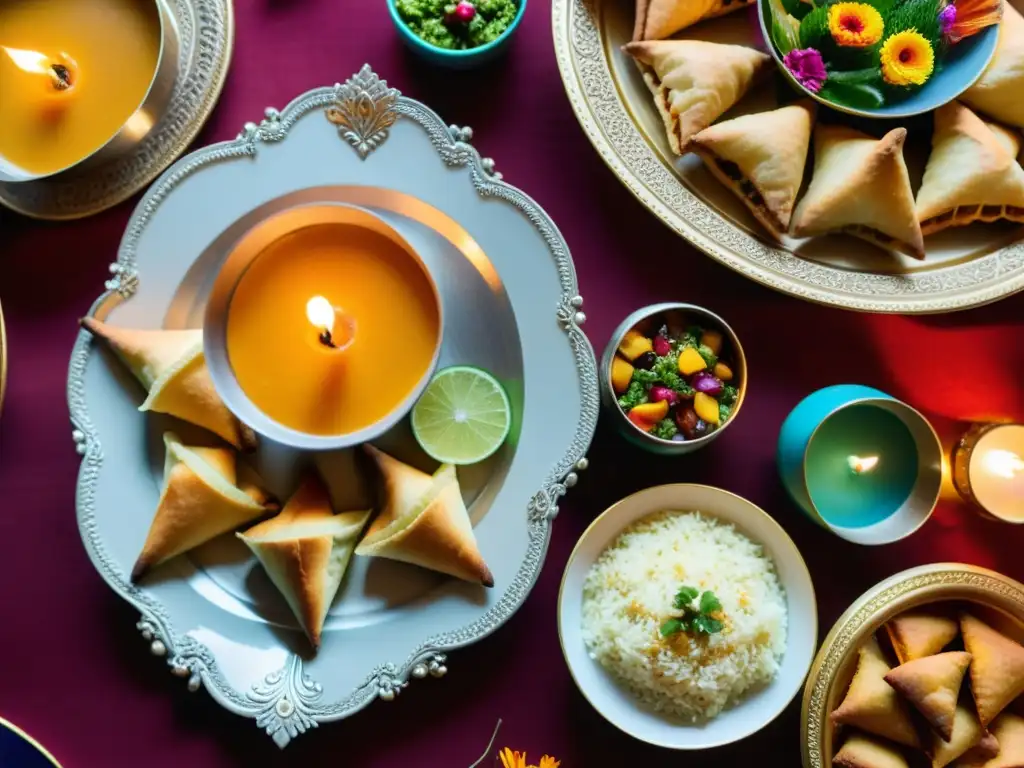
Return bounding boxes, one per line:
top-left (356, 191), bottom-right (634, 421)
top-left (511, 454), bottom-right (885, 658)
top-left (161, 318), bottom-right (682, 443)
top-left (783, 48), bottom-right (828, 93)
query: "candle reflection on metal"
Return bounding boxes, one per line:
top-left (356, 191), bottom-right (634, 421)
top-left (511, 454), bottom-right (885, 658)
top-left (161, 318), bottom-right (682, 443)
top-left (848, 454), bottom-right (880, 475)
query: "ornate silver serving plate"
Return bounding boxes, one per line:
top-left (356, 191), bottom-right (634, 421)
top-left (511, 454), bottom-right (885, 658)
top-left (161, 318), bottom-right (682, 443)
top-left (67, 66), bottom-right (599, 746)
top-left (0, 0), bottom-right (233, 220)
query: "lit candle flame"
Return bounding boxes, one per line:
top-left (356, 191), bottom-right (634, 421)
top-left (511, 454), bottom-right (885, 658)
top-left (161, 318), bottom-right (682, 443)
top-left (848, 455), bottom-right (880, 474)
top-left (2, 46), bottom-right (76, 91)
top-left (982, 449), bottom-right (1024, 480)
top-left (306, 295), bottom-right (335, 336)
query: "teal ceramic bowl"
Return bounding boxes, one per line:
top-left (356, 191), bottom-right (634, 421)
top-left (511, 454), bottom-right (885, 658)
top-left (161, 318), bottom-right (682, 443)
top-left (777, 384), bottom-right (943, 545)
top-left (387, 0), bottom-right (527, 69)
top-left (758, 0), bottom-right (1001, 119)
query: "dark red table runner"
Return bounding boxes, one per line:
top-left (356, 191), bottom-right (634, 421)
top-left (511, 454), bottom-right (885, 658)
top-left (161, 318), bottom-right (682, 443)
top-left (1, 2), bottom-right (1023, 765)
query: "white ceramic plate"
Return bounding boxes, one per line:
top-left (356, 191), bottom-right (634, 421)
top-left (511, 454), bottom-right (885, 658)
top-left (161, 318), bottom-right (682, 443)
top-left (558, 484), bottom-right (817, 749)
top-left (68, 65), bottom-right (599, 747)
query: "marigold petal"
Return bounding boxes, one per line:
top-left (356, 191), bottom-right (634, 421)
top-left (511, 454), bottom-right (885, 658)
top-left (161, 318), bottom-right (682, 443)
top-left (538, 757), bottom-right (562, 768)
top-left (499, 748), bottom-right (527, 768)
top-left (879, 29), bottom-right (935, 86)
top-left (828, 2), bottom-right (884, 46)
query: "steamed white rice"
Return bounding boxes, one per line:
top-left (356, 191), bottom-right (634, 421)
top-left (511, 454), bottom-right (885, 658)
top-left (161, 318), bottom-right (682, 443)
top-left (581, 510), bottom-right (787, 721)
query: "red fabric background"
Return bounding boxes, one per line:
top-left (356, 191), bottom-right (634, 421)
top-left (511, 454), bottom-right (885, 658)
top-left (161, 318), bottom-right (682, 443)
top-left (1, 2), bottom-right (1023, 765)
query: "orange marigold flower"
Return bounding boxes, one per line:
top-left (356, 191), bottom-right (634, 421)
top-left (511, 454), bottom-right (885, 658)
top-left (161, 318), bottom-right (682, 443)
top-left (497, 748), bottom-right (561, 768)
top-left (879, 29), bottom-right (935, 85)
top-left (828, 2), bottom-right (884, 46)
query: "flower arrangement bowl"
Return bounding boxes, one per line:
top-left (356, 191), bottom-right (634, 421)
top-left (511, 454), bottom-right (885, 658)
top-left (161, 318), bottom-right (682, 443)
top-left (758, 0), bottom-right (1001, 119)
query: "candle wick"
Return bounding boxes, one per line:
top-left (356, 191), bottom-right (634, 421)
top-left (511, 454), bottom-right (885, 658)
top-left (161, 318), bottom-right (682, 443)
top-left (318, 328), bottom-right (336, 349)
top-left (49, 63), bottom-right (72, 90)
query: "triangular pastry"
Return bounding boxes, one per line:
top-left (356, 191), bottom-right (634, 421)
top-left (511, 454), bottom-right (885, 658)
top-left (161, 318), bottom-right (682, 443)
top-left (623, 40), bottom-right (771, 154)
top-left (962, 614), bottom-right (1024, 728)
top-left (962, 4), bottom-right (1024, 130)
top-left (238, 474), bottom-right (370, 649)
top-left (833, 732), bottom-right (910, 768)
top-left (831, 636), bottom-right (922, 749)
top-left (686, 102), bottom-right (815, 236)
top-left (916, 102), bottom-right (1024, 235)
top-left (931, 703), bottom-right (990, 768)
top-left (960, 713), bottom-right (1024, 768)
top-left (81, 317), bottom-right (256, 450)
top-left (633, 0), bottom-right (755, 42)
top-left (885, 651), bottom-right (973, 741)
top-left (887, 608), bottom-right (961, 664)
top-left (790, 125), bottom-right (926, 259)
top-left (132, 432), bottom-right (274, 580)
top-left (356, 446), bottom-right (493, 587)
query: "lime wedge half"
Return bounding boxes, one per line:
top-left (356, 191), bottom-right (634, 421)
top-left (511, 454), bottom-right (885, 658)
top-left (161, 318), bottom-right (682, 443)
top-left (411, 366), bottom-right (511, 465)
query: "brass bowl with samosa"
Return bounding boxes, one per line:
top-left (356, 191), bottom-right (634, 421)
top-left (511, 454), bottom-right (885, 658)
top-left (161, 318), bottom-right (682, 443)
top-left (803, 563), bottom-right (1024, 768)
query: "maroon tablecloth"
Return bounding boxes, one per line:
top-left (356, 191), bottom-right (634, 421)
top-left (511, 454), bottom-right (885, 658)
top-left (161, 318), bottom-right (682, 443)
top-left (2, 2), bottom-right (1024, 766)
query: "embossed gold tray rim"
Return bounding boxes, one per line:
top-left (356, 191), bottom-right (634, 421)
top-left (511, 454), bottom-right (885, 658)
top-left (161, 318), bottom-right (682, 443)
top-left (551, 0), bottom-right (1024, 314)
top-left (800, 562), bottom-right (1024, 768)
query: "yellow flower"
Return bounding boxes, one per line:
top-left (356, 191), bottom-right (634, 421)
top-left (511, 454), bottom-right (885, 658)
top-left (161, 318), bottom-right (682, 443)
top-left (828, 3), bottom-right (884, 46)
top-left (498, 748), bottom-right (561, 768)
top-left (879, 29), bottom-right (935, 86)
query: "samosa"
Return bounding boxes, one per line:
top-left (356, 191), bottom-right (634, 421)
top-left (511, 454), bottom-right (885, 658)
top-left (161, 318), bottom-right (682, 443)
top-left (356, 445), bottom-right (493, 587)
top-left (239, 474), bottom-right (370, 649)
top-left (81, 317), bottom-right (255, 450)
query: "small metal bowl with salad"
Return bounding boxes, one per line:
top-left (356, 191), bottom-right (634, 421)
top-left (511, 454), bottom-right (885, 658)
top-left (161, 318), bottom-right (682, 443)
top-left (600, 303), bottom-right (746, 455)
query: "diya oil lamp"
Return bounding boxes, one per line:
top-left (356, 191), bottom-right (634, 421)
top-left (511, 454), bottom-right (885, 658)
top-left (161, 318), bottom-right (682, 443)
top-left (778, 384), bottom-right (943, 545)
top-left (0, 0), bottom-right (178, 182)
top-left (952, 423), bottom-right (1024, 523)
top-left (204, 203), bottom-right (444, 451)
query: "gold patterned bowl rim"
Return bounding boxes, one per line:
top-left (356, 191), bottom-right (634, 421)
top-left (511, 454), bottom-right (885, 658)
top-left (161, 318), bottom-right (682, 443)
top-left (800, 562), bottom-right (1024, 768)
top-left (550, 0), bottom-right (1024, 314)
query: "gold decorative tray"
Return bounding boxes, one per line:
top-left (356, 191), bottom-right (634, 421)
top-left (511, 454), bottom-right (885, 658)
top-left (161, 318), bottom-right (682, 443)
top-left (801, 563), bottom-right (1024, 768)
top-left (0, 0), bottom-right (233, 220)
top-left (552, 0), bottom-right (1024, 312)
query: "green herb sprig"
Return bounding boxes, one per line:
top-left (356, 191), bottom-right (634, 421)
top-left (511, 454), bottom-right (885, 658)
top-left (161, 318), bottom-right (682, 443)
top-left (660, 585), bottom-right (725, 638)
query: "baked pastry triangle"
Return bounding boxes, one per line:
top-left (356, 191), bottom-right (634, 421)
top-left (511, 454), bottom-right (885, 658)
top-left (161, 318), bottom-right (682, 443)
top-left (962, 5), bottom-right (1024, 130)
top-left (887, 609), bottom-right (960, 664)
top-left (961, 713), bottom-right (1024, 768)
top-left (686, 101), bottom-right (815, 236)
top-left (931, 703), bottom-right (990, 768)
top-left (633, 0), bottom-right (755, 42)
top-left (885, 651), bottom-right (973, 741)
top-left (833, 732), bottom-right (910, 768)
top-left (356, 446), bottom-right (493, 587)
top-left (962, 614), bottom-right (1024, 728)
top-left (790, 125), bottom-right (925, 259)
top-left (831, 636), bottom-right (922, 749)
top-left (132, 432), bottom-right (274, 580)
top-left (623, 40), bottom-right (771, 154)
top-left (916, 102), bottom-right (1024, 235)
top-left (238, 474), bottom-right (370, 649)
top-left (81, 317), bottom-right (256, 450)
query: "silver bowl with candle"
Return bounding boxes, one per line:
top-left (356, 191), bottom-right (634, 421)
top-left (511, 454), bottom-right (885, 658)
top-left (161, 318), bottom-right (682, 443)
top-left (203, 202), bottom-right (445, 453)
top-left (0, 0), bottom-right (179, 183)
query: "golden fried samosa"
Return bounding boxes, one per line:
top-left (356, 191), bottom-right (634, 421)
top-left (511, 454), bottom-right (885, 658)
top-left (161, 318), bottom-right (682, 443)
top-left (885, 652), bottom-right (972, 742)
top-left (962, 614), bottom-right (1024, 728)
top-left (886, 608), bottom-right (960, 664)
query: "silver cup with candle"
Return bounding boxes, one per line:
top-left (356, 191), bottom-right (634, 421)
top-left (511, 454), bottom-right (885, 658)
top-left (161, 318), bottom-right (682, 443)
top-left (0, 0), bottom-right (179, 183)
top-left (953, 423), bottom-right (1024, 523)
top-left (203, 202), bottom-right (444, 453)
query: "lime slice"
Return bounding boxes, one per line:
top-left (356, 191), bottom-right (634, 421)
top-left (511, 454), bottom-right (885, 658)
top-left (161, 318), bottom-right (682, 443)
top-left (411, 366), bottom-right (511, 465)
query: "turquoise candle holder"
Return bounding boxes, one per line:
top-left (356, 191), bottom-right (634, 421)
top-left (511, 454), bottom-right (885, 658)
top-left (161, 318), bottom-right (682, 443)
top-left (777, 385), bottom-right (943, 545)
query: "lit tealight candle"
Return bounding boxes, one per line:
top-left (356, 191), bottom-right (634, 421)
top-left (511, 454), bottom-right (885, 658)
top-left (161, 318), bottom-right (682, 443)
top-left (848, 454), bottom-right (880, 475)
top-left (305, 296), bottom-right (356, 352)
top-left (953, 424), bottom-right (1024, 523)
top-left (0, 0), bottom-right (161, 176)
top-left (2, 46), bottom-right (78, 99)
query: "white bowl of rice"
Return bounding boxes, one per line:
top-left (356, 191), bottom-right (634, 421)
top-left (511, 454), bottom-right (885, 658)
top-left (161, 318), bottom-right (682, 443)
top-left (558, 484), bottom-right (817, 749)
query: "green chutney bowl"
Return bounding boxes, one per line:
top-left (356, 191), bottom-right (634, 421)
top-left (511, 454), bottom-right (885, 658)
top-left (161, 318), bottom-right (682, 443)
top-left (387, 0), bottom-right (527, 69)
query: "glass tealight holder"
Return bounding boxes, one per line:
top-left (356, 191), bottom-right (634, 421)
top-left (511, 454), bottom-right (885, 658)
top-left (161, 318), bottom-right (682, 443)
top-left (952, 423), bottom-right (1024, 523)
